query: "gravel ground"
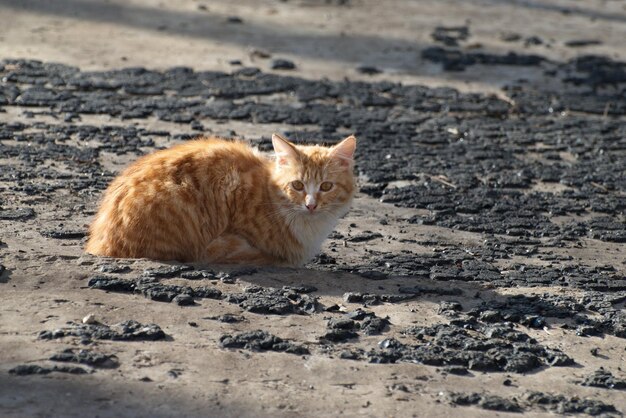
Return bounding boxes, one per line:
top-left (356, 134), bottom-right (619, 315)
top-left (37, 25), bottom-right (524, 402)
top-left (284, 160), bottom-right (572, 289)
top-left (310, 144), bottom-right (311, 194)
top-left (0, 1), bottom-right (625, 417)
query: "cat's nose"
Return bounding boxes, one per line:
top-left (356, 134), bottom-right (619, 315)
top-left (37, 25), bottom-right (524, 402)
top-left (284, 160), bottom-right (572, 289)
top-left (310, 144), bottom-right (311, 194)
top-left (306, 203), bottom-right (317, 212)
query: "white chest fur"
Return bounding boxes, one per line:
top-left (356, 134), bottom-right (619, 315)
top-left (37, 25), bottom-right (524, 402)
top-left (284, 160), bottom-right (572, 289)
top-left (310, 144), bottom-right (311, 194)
top-left (287, 202), bottom-right (351, 265)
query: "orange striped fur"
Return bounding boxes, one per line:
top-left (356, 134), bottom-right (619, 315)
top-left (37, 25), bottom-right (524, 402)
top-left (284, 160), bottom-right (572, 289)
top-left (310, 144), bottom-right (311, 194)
top-left (85, 134), bottom-right (357, 266)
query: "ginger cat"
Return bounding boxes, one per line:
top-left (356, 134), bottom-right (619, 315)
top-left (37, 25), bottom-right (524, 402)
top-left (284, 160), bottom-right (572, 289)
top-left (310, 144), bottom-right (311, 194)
top-left (85, 134), bottom-right (357, 266)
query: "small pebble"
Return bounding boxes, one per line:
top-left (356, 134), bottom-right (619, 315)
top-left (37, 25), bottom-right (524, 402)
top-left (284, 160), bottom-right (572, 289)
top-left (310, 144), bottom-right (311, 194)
top-left (356, 65), bottom-right (381, 75)
top-left (271, 59), bottom-right (296, 70)
top-left (173, 294), bottom-right (195, 306)
top-left (500, 32), bottom-right (521, 42)
top-left (82, 314), bottom-right (96, 324)
top-left (190, 121), bottom-right (204, 131)
top-left (524, 36), bottom-right (543, 46)
top-left (226, 16), bottom-right (243, 24)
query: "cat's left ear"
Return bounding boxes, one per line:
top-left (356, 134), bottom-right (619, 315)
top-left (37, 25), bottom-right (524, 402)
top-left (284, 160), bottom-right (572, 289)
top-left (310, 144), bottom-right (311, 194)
top-left (330, 135), bottom-right (356, 167)
top-left (272, 133), bottom-right (300, 166)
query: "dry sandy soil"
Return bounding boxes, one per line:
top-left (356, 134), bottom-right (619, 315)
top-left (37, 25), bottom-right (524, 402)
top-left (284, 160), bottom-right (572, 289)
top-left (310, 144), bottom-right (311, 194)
top-left (1, 1), bottom-right (625, 417)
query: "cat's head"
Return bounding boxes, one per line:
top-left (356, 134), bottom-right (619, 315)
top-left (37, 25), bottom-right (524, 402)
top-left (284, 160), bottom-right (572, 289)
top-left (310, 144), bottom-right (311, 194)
top-left (271, 133), bottom-right (357, 215)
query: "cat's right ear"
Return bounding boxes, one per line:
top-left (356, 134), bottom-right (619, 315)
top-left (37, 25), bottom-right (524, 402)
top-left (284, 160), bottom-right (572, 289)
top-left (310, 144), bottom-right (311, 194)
top-left (330, 135), bottom-right (357, 167)
top-left (272, 133), bottom-right (299, 166)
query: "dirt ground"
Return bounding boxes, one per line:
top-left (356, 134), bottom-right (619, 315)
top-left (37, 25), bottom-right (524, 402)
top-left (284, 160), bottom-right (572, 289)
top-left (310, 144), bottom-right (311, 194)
top-left (1, 1), bottom-right (625, 417)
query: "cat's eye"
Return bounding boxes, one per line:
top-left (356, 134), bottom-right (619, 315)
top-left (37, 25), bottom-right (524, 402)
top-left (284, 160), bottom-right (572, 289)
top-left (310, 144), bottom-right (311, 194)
top-left (320, 181), bottom-right (333, 192)
top-left (291, 180), bottom-right (305, 191)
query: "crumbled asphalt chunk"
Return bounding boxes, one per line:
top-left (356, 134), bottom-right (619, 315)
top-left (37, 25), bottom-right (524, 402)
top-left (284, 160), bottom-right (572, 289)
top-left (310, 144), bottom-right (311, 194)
top-left (323, 316), bottom-right (381, 341)
top-left (339, 350), bottom-right (361, 360)
top-left (321, 329), bottom-right (359, 342)
top-left (309, 253), bottom-right (337, 265)
top-left (523, 391), bottom-right (619, 415)
top-left (183, 270), bottom-right (245, 282)
top-left (226, 286), bottom-right (319, 315)
top-left (565, 39), bottom-right (602, 47)
top-left (219, 330), bottom-right (309, 355)
top-left (346, 231), bottom-right (382, 242)
top-left (88, 276), bottom-right (136, 292)
top-left (524, 36), bottom-right (543, 46)
top-left (327, 317), bottom-right (357, 330)
top-left (422, 46), bottom-right (544, 71)
top-left (205, 314), bottom-right (246, 323)
top-left (283, 284), bottom-right (318, 294)
top-left (500, 32), bottom-right (521, 42)
top-left (465, 294), bottom-right (583, 323)
top-left (356, 254), bottom-right (626, 308)
top-left (443, 366), bottom-right (469, 376)
top-left (356, 65), bottom-right (381, 75)
top-left (343, 292), bottom-right (364, 303)
top-left (462, 292), bottom-right (626, 337)
top-left (192, 287), bottom-right (223, 299)
top-left (180, 270), bottom-right (216, 280)
top-left (345, 309), bottom-right (369, 321)
top-left (40, 230), bottom-right (86, 239)
top-left (88, 275), bottom-right (222, 302)
top-left (9, 364), bottom-right (91, 376)
top-left (88, 277), bottom-right (321, 315)
top-left (367, 322), bottom-right (573, 372)
top-left (561, 55), bottom-right (626, 89)
top-left (38, 320), bottom-right (166, 342)
top-left (98, 263), bottom-right (131, 274)
top-left (449, 391), bottom-right (620, 415)
top-left (360, 316), bottom-right (389, 335)
top-left (581, 368), bottom-right (626, 390)
top-left (50, 348), bottom-right (119, 368)
top-left (342, 292), bottom-right (413, 305)
top-left (447, 392), bottom-right (522, 413)
top-left (437, 301), bottom-right (463, 315)
top-left (142, 265), bottom-right (193, 278)
top-left (356, 270), bottom-right (389, 280)
top-left (431, 26), bottom-right (470, 47)
top-left (138, 282), bottom-right (194, 302)
top-left (327, 309), bottom-right (389, 336)
top-left (172, 294), bottom-right (195, 306)
top-left (0, 208), bottom-right (35, 220)
top-left (215, 272), bottom-right (233, 283)
top-left (224, 267), bottom-right (258, 278)
top-left (399, 286), bottom-right (462, 296)
top-left (226, 16), bottom-right (243, 24)
top-left (270, 59), bottom-right (296, 70)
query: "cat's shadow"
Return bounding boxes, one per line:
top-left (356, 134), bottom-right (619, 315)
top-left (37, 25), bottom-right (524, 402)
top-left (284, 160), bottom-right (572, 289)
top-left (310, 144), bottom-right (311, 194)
top-left (191, 263), bottom-right (407, 300)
